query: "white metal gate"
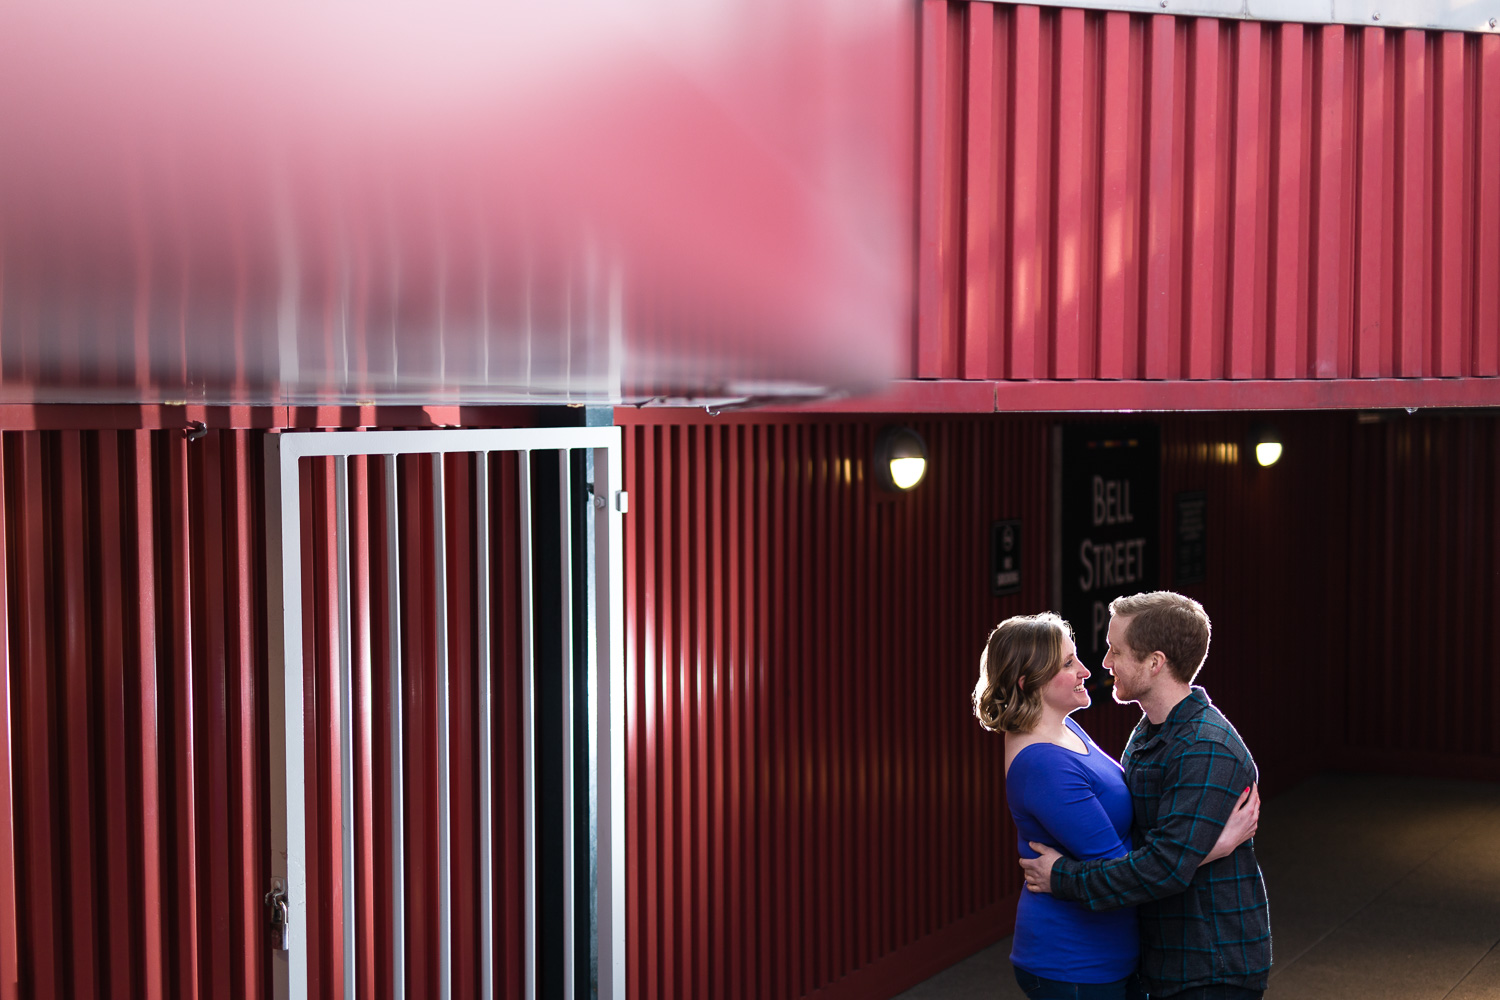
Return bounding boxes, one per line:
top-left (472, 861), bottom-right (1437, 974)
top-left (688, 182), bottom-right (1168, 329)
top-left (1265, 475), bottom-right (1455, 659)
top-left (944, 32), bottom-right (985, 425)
top-left (265, 427), bottom-right (625, 1000)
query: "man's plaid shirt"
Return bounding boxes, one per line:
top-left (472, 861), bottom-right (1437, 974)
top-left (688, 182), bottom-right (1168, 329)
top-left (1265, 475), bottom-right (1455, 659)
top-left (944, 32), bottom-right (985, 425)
top-left (1050, 687), bottom-right (1271, 996)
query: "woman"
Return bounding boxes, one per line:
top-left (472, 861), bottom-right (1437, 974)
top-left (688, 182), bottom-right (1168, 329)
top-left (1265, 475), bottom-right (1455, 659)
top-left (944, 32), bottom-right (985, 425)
top-left (973, 613), bottom-right (1257, 1000)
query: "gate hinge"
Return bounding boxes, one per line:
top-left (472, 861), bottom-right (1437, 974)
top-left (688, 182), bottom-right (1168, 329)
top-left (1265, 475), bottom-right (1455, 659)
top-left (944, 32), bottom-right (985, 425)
top-left (265, 877), bottom-right (290, 951)
top-left (585, 486), bottom-right (628, 514)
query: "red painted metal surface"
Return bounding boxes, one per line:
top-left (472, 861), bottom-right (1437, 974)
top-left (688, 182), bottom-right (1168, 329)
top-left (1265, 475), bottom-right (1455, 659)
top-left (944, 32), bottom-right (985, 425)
top-left (0, 452), bottom-right (12, 1000)
top-left (0, 399), bottom-right (1493, 1000)
top-left (0, 428), bottom-right (266, 997)
top-left (1151, 413), bottom-right (1337, 793)
top-left (0, 444), bottom-right (13, 1000)
top-left (0, 411), bottom-right (542, 999)
top-left (619, 413), bottom-right (1048, 999)
top-left (293, 447), bottom-right (533, 999)
top-left (916, 2), bottom-right (1500, 386)
top-left (614, 407), bottom-right (1419, 999)
top-left (1331, 412), bottom-right (1500, 780)
top-left (785, 377), bottom-right (1500, 414)
top-left (0, 0), bottom-right (913, 407)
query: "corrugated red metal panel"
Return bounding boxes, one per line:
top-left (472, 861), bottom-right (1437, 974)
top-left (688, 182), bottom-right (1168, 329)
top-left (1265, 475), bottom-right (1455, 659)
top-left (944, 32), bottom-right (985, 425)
top-left (10, 434), bottom-right (55, 998)
top-left (620, 412), bottom-right (1055, 1000)
top-left (0, 412), bottom-right (541, 999)
top-left (0, 2), bottom-right (915, 408)
top-left (0, 399), bottom-right (1493, 1000)
top-left (1332, 412), bottom-right (1500, 778)
top-left (1153, 413), bottom-right (1337, 791)
top-left (0, 442), bottom-right (13, 1000)
top-left (916, 3), bottom-right (1500, 384)
top-left (616, 407), bottom-right (1383, 999)
top-left (292, 448), bottom-right (533, 999)
top-left (0, 429), bottom-right (266, 997)
top-left (782, 375), bottom-right (1500, 413)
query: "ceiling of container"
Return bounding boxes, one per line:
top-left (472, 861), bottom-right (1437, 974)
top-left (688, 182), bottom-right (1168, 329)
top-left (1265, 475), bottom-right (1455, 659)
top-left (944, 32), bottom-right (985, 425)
top-left (0, 0), bottom-right (913, 408)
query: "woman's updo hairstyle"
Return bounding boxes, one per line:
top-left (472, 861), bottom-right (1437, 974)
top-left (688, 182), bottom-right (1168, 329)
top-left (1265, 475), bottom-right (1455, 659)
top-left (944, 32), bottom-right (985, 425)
top-left (972, 612), bottom-right (1073, 734)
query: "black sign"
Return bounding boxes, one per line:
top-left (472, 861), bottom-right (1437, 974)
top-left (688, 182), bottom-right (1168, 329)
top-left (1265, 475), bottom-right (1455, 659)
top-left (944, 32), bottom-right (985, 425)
top-left (1174, 491), bottom-right (1207, 586)
top-left (992, 519), bottom-right (1022, 596)
top-left (1058, 425), bottom-right (1160, 663)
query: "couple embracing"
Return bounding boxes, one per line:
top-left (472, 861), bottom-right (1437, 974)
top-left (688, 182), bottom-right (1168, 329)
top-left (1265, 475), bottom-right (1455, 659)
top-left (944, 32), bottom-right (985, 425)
top-left (974, 592), bottom-right (1271, 1000)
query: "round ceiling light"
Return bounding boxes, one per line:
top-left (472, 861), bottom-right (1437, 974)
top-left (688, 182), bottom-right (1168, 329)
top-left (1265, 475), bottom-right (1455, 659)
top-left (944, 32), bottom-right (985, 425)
top-left (1249, 424), bottom-right (1282, 467)
top-left (875, 426), bottom-right (929, 491)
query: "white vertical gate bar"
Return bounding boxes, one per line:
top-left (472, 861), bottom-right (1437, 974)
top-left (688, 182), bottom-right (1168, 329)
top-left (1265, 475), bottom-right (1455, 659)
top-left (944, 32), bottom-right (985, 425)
top-left (384, 455), bottom-right (406, 999)
top-left (432, 455), bottom-right (453, 1000)
top-left (517, 451), bottom-right (537, 1000)
top-left (335, 457), bottom-right (358, 1000)
top-left (267, 428), bottom-right (622, 1000)
top-left (558, 451), bottom-right (575, 999)
top-left (265, 437), bottom-right (309, 1000)
top-left (475, 454), bottom-right (495, 1000)
top-left (593, 434), bottom-right (626, 1000)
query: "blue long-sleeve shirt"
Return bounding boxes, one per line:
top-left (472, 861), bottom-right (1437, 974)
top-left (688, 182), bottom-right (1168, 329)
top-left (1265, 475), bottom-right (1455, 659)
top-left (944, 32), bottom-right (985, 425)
top-left (1007, 715), bottom-right (1138, 983)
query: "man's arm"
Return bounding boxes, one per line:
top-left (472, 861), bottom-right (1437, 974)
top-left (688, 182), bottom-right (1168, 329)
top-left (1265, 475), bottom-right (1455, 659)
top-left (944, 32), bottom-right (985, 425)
top-left (1042, 739), bottom-right (1253, 911)
top-left (1020, 783), bottom-right (1258, 892)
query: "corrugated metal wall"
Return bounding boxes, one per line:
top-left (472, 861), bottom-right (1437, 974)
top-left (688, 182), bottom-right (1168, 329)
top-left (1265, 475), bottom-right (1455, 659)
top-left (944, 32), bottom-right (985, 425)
top-left (0, 411), bottom-right (542, 1000)
top-left (616, 409), bottom-right (1349, 1000)
top-left (1051, 411), bottom-right (1342, 788)
top-left (1, 405), bottom-right (1495, 1000)
top-left (293, 449), bottom-right (532, 999)
top-left (916, 2), bottom-right (1500, 382)
top-left (1153, 412), bottom-right (1337, 791)
top-left (618, 414), bottom-right (1054, 1000)
top-left (2, 427), bottom-right (268, 999)
top-left (1333, 411), bottom-right (1500, 779)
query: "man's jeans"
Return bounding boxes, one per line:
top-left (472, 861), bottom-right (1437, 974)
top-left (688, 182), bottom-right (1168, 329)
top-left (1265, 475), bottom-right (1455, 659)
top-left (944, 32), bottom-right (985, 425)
top-left (1154, 985), bottom-right (1263, 1000)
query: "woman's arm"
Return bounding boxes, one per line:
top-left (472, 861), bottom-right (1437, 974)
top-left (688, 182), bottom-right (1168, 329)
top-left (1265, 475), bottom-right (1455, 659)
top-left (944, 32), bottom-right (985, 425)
top-left (1026, 747), bottom-right (1255, 908)
top-left (1014, 751), bottom-right (1131, 862)
top-left (1199, 784), bottom-right (1259, 866)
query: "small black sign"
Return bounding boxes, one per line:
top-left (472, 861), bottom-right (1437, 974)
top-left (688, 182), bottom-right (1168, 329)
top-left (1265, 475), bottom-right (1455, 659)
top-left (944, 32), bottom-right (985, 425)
top-left (1058, 424), bottom-right (1160, 662)
top-left (1174, 491), bottom-right (1207, 586)
top-left (992, 519), bottom-right (1022, 596)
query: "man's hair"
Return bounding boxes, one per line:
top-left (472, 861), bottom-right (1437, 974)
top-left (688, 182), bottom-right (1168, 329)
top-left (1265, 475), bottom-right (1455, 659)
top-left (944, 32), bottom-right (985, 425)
top-left (972, 612), bottom-right (1073, 734)
top-left (1108, 591), bottom-right (1211, 684)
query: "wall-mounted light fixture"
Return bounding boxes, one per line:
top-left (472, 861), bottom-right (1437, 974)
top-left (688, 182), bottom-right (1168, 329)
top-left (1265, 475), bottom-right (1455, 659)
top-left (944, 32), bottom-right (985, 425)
top-left (875, 425), bottom-right (928, 491)
top-left (1248, 424), bottom-right (1282, 467)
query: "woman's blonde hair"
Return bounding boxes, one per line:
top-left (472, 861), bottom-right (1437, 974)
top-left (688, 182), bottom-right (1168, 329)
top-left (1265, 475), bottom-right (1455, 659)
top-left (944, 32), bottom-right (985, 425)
top-left (972, 612), bottom-right (1073, 734)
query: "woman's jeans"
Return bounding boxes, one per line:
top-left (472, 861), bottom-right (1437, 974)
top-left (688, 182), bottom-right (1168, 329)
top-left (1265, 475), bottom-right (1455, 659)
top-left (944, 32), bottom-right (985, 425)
top-left (1013, 966), bottom-right (1148, 1000)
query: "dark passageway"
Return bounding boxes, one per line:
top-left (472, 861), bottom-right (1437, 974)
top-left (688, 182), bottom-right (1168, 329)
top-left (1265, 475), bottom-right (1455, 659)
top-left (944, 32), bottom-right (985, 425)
top-left (900, 774), bottom-right (1500, 1000)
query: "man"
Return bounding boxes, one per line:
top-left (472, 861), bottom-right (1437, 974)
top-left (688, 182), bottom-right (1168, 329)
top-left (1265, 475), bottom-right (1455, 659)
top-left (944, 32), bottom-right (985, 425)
top-left (1018, 591), bottom-right (1271, 1000)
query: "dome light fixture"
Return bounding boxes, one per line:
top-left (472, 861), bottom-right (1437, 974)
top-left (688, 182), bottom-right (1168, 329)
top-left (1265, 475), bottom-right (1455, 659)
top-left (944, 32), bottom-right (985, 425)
top-left (1249, 424), bottom-right (1282, 467)
top-left (875, 426), bottom-right (929, 491)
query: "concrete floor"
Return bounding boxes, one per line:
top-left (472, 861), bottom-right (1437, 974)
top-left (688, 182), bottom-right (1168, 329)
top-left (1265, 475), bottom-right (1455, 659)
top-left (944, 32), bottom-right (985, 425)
top-left (896, 773), bottom-right (1500, 1000)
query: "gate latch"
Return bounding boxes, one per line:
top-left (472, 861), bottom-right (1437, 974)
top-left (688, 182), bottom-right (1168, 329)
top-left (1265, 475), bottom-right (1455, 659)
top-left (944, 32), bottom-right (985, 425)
top-left (265, 877), bottom-right (290, 951)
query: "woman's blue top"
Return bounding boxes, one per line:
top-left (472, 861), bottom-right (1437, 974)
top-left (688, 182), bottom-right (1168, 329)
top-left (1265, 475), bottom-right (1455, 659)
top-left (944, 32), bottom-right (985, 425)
top-left (1007, 715), bottom-right (1138, 983)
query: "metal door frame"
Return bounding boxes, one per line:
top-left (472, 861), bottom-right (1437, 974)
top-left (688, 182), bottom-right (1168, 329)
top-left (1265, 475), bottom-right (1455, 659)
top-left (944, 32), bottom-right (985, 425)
top-left (264, 427), bottom-right (626, 1000)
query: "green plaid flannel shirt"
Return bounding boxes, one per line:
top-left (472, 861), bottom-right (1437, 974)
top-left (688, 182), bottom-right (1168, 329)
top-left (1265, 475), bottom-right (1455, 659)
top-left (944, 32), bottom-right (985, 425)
top-left (1050, 687), bottom-right (1272, 996)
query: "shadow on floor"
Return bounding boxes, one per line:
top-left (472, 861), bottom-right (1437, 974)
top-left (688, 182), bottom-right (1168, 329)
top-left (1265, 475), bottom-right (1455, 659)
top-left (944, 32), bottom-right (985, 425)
top-left (896, 773), bottom-right (1500, 1000)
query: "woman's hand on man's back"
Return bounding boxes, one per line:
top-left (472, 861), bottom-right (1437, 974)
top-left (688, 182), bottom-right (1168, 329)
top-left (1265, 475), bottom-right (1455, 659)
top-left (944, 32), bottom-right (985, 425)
top-left (1201, 784), bottom-right (1259, 866)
